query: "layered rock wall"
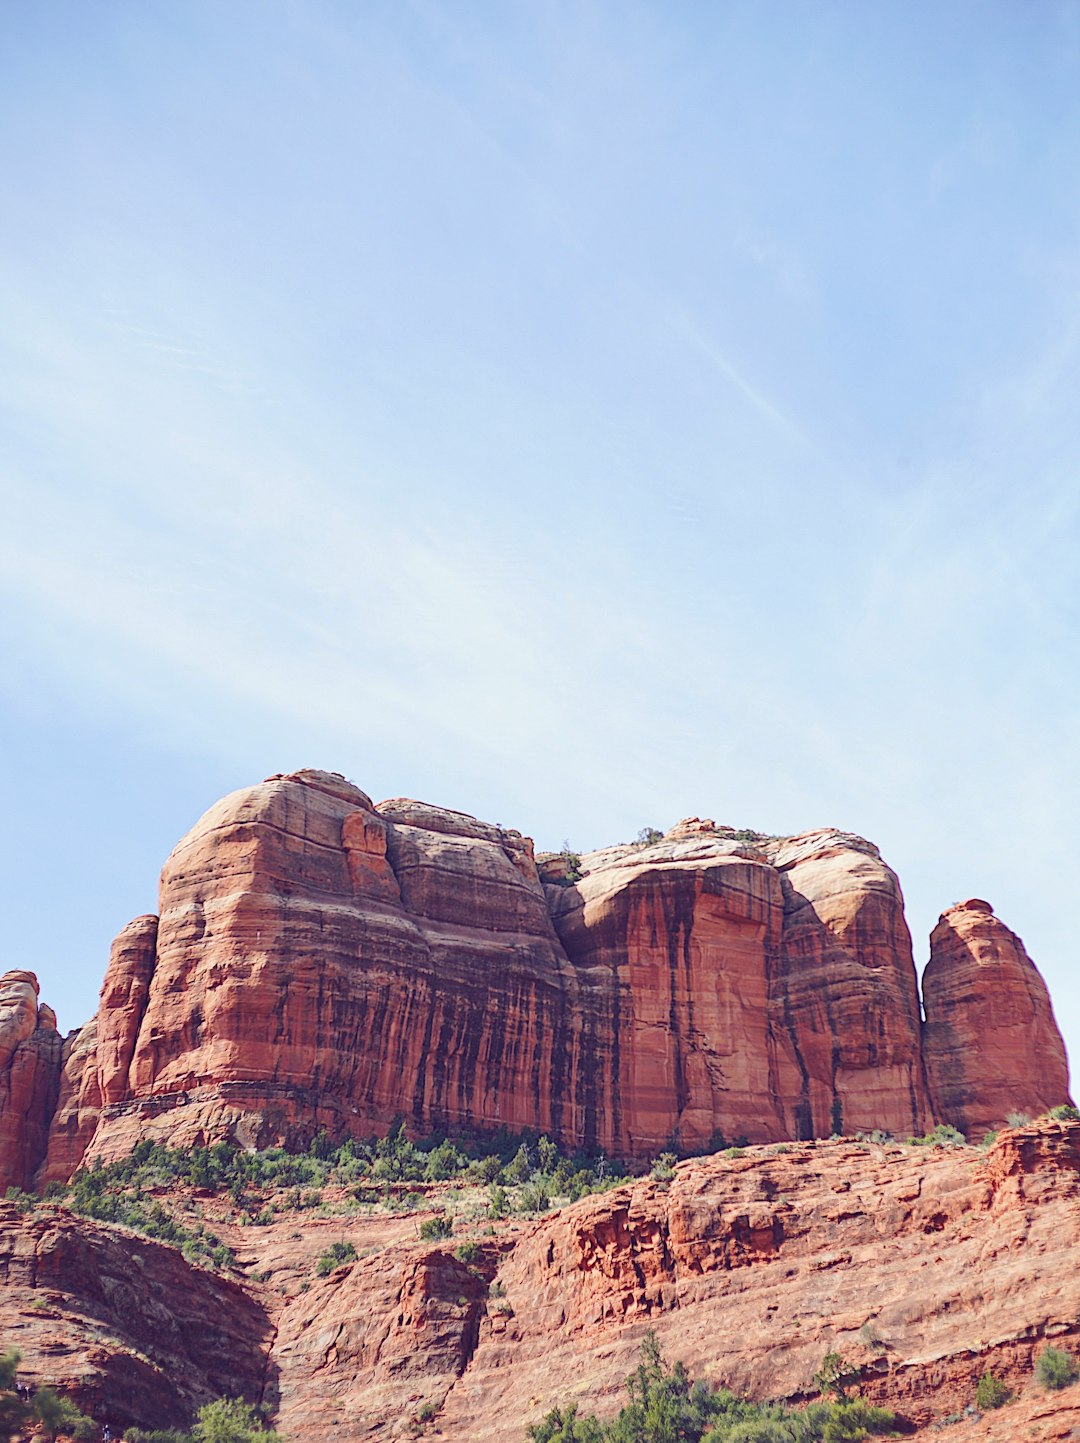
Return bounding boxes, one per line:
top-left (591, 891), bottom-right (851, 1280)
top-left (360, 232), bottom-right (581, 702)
top-left (0, 972), bottom-right (62, 1190)
top-left (0, 770), bottom-right (1071, 1185)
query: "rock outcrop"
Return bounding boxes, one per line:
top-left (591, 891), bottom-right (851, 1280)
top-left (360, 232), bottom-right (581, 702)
top-left (922, 899), bottom-right (1071, 1137)
top-left (2, 1122), bottom-right (1079, 1439)
top-left (0, 1200), bottom-right (273, 1426)
top-left (0, 770), bottom-right (1071, 1186)
top-left (0, 972), bottom-right (62, 1190)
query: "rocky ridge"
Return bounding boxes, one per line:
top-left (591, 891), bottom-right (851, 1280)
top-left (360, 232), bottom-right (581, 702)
top-left (0, 768), bottom-right (1072, 1191)
top-left (0, 1121), bottom-right (1078, 1440)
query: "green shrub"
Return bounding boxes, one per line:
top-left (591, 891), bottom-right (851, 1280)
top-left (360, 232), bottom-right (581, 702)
top-left (31, 1387), bottom-right (96, 1442)
top-left (912, 1123), bottom-right (966, 1147)
top-left (559, 845), bottom-right (583, 883)
top-left (812, 1351), bottom-right (858, 1402)
top-left (526, 1334), bottom-right (896, 1443)
top-left (517, 1182), bottom-right (550, 1215)
top-left (315, 1241), bottom-right (357, 1276)
top-left (1047, 1104), bottom-right (1080, 1122)
top-left (192, 1397), bottom-right (280, 1443)
top-left (1005, 1111), bottom-right (1031, 1128)
top-left (1035, 1346), bottom-right (1079, 1390)
top-left (454, 1241), bottom-right (481, 1264)
top-left (974, 1372), bottom-right (1011, 1409)
top-left (123, 1430), bottom-right (192, 1443)
top-left (4, 1187), bottom-right (38, 1214)
top-left (650, 1153), bottom-right (676, 1182)
top-left (419, 1214), bottom-right (453, 1241)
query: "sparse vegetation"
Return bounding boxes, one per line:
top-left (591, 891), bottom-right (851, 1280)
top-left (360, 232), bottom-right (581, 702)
top-left (315, 1240), bottom-right (357, 1275)
top-left (635, 827), bottom-right (664, 847)
top-left (812, 1351), bottom-right (859, 1402)
top-left (1005, 1111), bottom-right (1032, 1129)
top-left (1035, 1345), bottom-right (1079, 1390)
top-left (419, 1214), bottom-right (453, 1241)
top-left (33, 1124), bottom-right (626, 1264)
top-left (910, 1123), bottom-right (966, 1148)
top-left (974, 1372), bottom-right (1011, 1410)
top-left (126, 1398), bottom-right (279, 1443)
top-left (527, 1335), bottom-right (896, 1442)
top-left (650, 1152), bottom-right (676, 1182)
top-left (1046, 1104), bottom-right (1080, 1122)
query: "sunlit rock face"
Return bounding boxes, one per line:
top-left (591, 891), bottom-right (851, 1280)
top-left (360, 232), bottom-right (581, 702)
top-left (922, 898), bottom-right (1072, 1137)
top-left (1, 771), bottom-right (1070, 1186)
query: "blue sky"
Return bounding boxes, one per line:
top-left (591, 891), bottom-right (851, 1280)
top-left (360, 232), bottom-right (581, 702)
top-left (2, 0), bottom-right (1078, 1083)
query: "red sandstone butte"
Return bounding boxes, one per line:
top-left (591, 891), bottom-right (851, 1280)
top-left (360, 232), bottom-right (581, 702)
top-left (922, 898), bottom-right (1070, 1137)
top-left (0, 770), bottom-right (1072, 1187)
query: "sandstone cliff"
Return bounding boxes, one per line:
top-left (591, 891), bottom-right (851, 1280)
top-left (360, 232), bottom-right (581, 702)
top-left (0, 769), bottom-right (1071, 1186)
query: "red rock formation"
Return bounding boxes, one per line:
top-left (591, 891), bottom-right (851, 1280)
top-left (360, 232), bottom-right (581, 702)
top-left (0, 771), bottom-right (1069, 1183)
top-left (435, 1122), bottom-right (1080, 1442)
top-left (923, 899), bottom-right (1072, 1137)
top-left (0, 1200), bottom-right (272, 1427)
top-left (80, 770), bottom-right (585, 1166)
top-left (767, 830), bottom-right (929, 1140)
top-left (0, 971), bottom-right (62, 1190)
top-left (37, 914), bottom-right (159, 1186)
top-left (3, 1123), bottom-right (1080, 1440)
top-left (546, 824), bottom-right (929, 1150)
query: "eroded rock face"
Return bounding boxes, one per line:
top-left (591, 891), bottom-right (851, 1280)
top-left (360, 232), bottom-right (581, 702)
top-left (0, 1201), bottom-right (273, 1427)
top-left (37, 914), bottom-right (159, 1186)
top-left (2, 772), bottom-right (1070, 1183)
top-left (80, 770), bottom-right (583, 1166)
top-left (0, 971), bottom-right (62, 1189)
top-left (768, 830), bottom-right (929, 1141)
top-left (4, 1124), bottom-right (1080, 1440)
top-left (923, 899), bottom-right (1071, 1136)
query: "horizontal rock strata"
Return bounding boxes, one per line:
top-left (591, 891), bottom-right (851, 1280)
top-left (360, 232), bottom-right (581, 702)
top-left (0, 770), bottom-right (1071, 1186)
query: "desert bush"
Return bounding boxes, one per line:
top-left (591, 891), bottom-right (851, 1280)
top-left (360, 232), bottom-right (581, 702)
top-left (974, 1372), bottom-right (1011, 1409)
top-left (419, 1214), bottom-right (453, 1241)
top-left (1005, 1110), bottom-right (1031, 1128)
top-left (192, 1397), bottom-right (280, 1443)
top-left (315, 1241), bottom-right (357, 1275)
top-left (528, 1335), bottom-right (895, 1443)
top-left (516, 1182), bottom-right (550, 1215)
top-left (1035, 1346), bottom-right (1079, 1390)
top-left (912, 1123), bottom-right (966, 1147)
top-left (1047, 1104), bottom-right (1080, 1122)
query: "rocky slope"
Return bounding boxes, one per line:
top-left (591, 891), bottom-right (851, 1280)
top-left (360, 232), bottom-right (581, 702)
top-left (0, 769), bottom-right (1072, 1189)
top-left (0, 1121), bottom-right (1078, 1440)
